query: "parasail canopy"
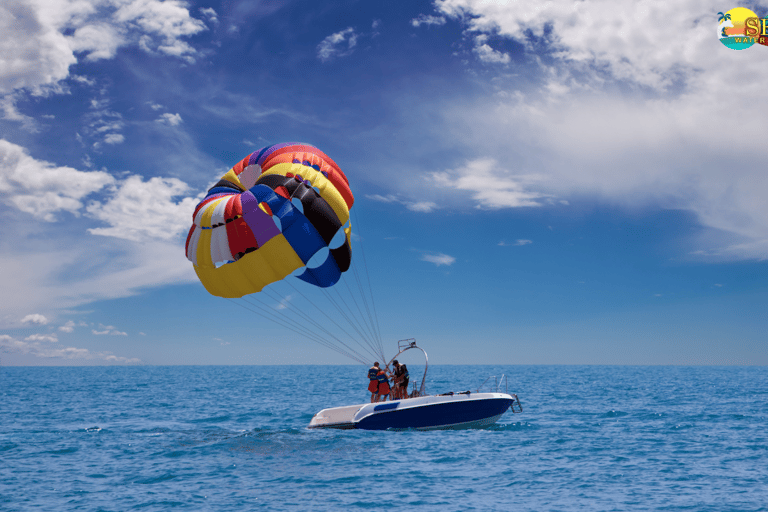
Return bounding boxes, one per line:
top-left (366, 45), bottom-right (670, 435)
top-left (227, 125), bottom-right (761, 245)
top-left (186, 143), bottom-right (355, 298)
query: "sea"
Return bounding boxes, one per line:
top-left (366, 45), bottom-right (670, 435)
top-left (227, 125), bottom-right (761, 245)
top-left (1, 364), bottom-right (767, 511)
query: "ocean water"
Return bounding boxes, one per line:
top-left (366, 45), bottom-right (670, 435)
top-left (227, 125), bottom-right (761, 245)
top-left (1, 364), bottom-right (767, 511)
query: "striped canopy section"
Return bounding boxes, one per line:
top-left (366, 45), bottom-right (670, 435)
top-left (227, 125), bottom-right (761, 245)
top-left (186, 143), bottom-right (354, 298)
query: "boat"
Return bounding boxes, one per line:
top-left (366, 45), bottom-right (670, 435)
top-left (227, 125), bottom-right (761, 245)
top-left (308, 339), bottom-right (523, 430)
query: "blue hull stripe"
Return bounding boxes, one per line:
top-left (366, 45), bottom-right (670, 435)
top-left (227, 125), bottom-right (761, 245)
top-left (356, 398), bottom-right (513, 430)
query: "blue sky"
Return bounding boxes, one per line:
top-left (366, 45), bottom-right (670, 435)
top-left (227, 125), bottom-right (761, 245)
top-left (1, 0), bottom-right (766, 366)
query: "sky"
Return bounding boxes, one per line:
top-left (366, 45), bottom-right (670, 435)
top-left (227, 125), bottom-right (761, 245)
top-left (1, 0), bottom-right (767, 367)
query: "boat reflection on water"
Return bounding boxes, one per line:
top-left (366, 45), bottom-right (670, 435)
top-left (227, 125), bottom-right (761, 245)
top-left (308, 340), bottom-right (523, 431)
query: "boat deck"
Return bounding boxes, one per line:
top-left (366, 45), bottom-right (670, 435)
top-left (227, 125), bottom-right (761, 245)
top-left (308, 404), bottom-right (362, 429)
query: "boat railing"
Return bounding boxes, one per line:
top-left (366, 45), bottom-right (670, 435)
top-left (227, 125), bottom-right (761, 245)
top-left (390, 339), bottom-right (428, 398)
top-left (475, 374), bottom-right (523, 413)
top-left (476, 374), bottom-right (509, 393)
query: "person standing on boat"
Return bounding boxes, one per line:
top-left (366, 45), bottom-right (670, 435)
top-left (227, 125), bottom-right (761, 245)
top-left (376, 367), bottom-right (391, 402)
top-left (399, 363), bottom-right (410, 399)
top-left (368, 362), bottom-right (381, 403)
top-left (391, 360), bottom-right (404, 400)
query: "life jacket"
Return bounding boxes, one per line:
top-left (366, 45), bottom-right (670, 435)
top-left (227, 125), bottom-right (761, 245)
top-left (377, 370), bottom-right (390, 393)
top-left (368, 367), bottom-right (379, 380)
top-left (401, 365), bottom-right (409, 380)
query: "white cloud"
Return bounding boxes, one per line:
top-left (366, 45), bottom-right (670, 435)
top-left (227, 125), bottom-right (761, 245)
top-left (412, 14), bottom-right (447, 27)
top-left (474, 42), bottom-right (510, 64)
top-left (199, 7), bottom-right (218, 25)
top-left (432, 158), bottom-right (546, 209)
top-left (59, 320), bottom-right (76, 333)
top-left (473, 35), bottom-right (509, 64)
top-left (86, 175), bottom-right (199, 241)
top-left (0, 333), bottom-right (140, 363)
top-left (0, 225), bottom-right (197, 329)
top-left (21, 313), bottom-right (48, 325)
top-left (317, 27), bottom-right (358, 61)
top-left (25, 333), bottom-right (58, 343)
top-left (92, 329), bottom-right (127, 336)
top-left (0, 139), bottom-right (115, 221)
top-left (407, 201), bottom-right (438, 213)
top-left (103, 133), bottom-right (125, 145)
top-left (415, 0), bottom-right (768, 260)
top-left (0, 1), bottom-right (76, 96)
top-left (275, 295), bottom-right (293, 310)
top-left (367, 194), bottom-right (398, 203)
top-left (68, 22), bottom-right (126, 61)
top-left (84, 99), bottom-right (126, 148)
top-left (421, 253), bottom-right (456, 266)
top-left (366, 194), bottom-right (438, 213)
top-left (499, 239), bottom-right (532, 246)
top-left (157, 112), bottom-right (183, 126)
top-left (0, 0), bottom-right (209, 100)
top-left (434, 0), bottom-right (722, 88)
top-left (0, 143), bottom-right (199, 327)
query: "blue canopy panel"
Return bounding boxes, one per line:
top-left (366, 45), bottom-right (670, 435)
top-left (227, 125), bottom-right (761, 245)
top-left (296, 251), bottom-right (342, 287)
top-left (249, 184), bottom-right (342, 288)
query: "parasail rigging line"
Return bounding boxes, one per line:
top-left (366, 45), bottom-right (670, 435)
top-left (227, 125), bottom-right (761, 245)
top-left (226, 297), bottom-right (371, 365)
top-left (280, 277), bottom-right (384, 363)
top-left (258, 283), bottom-right (380, 364)
top-left (242, 290), bottom-right (375, 365)
top-left (318, 284), bottom-right (383, 362)
top-left (352, 206), bottom-right (385, 350)
top-left (236, 295), bottom-right (360, 360)
top-left (339, 268), bottom-right (383, 359)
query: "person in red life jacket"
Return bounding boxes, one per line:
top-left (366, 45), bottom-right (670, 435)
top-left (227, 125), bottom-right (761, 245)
top-left (376, 368), bottom-right (391, 402)
top-left (368, 362), bottom-right (380, 403)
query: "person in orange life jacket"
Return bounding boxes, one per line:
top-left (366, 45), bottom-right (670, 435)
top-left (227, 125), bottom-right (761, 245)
top-left (376, 367), bottom-right (391, 402)
top-left (368, 362), bottom-right (380, 403)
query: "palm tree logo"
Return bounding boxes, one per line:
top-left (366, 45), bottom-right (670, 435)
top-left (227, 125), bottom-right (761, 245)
top-left (718, 11), bottom-right (733, 39)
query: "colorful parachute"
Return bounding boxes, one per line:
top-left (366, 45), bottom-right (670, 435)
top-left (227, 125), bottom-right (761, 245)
top-left (185, 143), bottom-right (354, 298)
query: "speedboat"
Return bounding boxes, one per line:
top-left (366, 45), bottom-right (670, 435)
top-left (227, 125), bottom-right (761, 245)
top-left (308, 340), bottom-right (523, 431)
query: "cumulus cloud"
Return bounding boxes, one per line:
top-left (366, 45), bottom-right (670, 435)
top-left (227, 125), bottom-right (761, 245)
top-left (473, 35), bottom-right (510, 64)
top-left (421, 253), bottom-right (456, 266)
top-left (59, 320), bottom-right (76, 333)
top-left (0, 139), bottom-right (115, 221)
top-left (103, 133), bottom-right (125, 145)
top-left (317, 27), bottom-right (358, 61)
top-left (0, 0), bottom-right (210, 99)
top-left (86, 175), bottom-right (199, 241)
top-left (21, 314), bottom-right (49, 325)
top-left (157, 112), bottom-right (183, 126)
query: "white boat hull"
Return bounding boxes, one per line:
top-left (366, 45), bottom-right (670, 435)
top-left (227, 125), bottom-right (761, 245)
top-left (308, 392), bottom-right (516, 431)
